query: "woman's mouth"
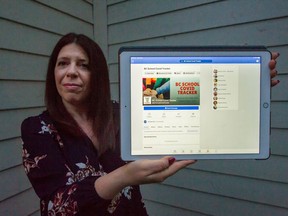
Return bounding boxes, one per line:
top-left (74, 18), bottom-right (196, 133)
top-left (63, 83), bottom-right (81, 90)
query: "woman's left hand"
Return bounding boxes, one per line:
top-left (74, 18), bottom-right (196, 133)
top-left (269, 52), bottom-right (280, 87)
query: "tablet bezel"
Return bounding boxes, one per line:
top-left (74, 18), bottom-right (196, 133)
top-left (119, 46), bottom-right (271, 160)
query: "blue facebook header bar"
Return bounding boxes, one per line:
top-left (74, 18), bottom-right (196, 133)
top-left (144, 106), bottom-right (199, 110)
top-left (131, 56), bottom-right (261, 64)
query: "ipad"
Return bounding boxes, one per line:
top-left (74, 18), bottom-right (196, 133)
top-left (119, 46), bottom-right (271, 160)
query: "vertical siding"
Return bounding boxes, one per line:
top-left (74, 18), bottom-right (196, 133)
top-left (93, 0), bottom-right (108, 58)
top-left (103, 0), bottom-right (288, 215)
top-left (0, 0), bottom-right (94, 215)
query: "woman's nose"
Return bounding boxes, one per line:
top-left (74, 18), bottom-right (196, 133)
top-left (66, 63), bottom-right (78, 78)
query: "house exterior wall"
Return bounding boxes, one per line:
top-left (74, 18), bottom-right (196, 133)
top-left (103, 0), bottom-right (288, 215)
top-left (0, 0), bottom-right (93, 215)
top-left (0, 0), bottom-right (287, 215)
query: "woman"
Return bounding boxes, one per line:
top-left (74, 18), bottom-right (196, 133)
top-left (21, 33), bottom-right (280, 216)
top-left (21, 33), bottom-right (197, 215)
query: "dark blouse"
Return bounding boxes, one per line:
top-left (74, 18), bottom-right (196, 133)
top-left (21, 108), bottom-right (148, 216)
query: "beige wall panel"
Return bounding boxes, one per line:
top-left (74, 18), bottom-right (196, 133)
top-left (0, 138), bottom-right (22, 171)
top-left (35, 0), bottom-right (93, 23)
top-left (108, 0), bottom-right (217, 24)
top-left (0, 108), bottom-right (45, 141)
top-left (108, 0), bottom-right (288, 44)
top-left (0, 19), bottom-right (60, 55)
top-left (108, 18), bottom-right (288, 64)
top-left (0, 188), bottom-right (39, 216)
top-left (144, 200), bottom-right (206, 216)
top-left (271, 102), bottom-right (288, 128)
top-left (270, 129), bottom-right (288, 156)
top-left (164, 168), bottom-right (288, 208)
top-left (0, 166), bottom-right (31, 201)
top-left (0, 50), bottom-right (48, 81)
top-left (109, 63), bottom-right (119, 83)
top-left (0, 81), bottom-right (45, 110)
top-left (0, 0), bottom-right (93, 37)
top-left (141, 183), bottom-right (288, 216)
top-left (191, 155), bottom-right (288, 183)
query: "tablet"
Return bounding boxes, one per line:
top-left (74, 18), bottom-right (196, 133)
top-left (119, 46), bottom-right (271, 160)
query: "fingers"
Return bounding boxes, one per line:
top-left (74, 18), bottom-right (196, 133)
top-left (163, 157), bottom-right (196, 171)
top-left (271, 52), bottom-right (280, 60)
top-left (271, 79), bottom-right (280, 87)
top-left (146, 156), bottom-right (171, 173)
top-left (131, 157), bottom-right (171, 175)
top-left (168, 160), bottom-right (197, 173)
top-left (147, 159), bottom-right (197, 183)
top-left (270, 68), bottom-right (277, 77)
top-left (269, 59), bottom-right (277, 70)
top-left (269, 52), bottom-right (280, 69)
top-left (270, 69), bottom-right (279, 86)
top-left (269, 52), bottom-right (280, 87)
top-left (125, 157), bottom-right (197, 185)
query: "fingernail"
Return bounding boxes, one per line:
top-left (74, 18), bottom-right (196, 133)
top-left (277, 52), bottom-right (280, 57)
top-left (168, 157), bottom-right (176, 165)
top-left (277, 80), bottom-right (280, 83)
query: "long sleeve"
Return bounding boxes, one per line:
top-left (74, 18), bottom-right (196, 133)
top-left (21, 114), bottom-right (111, 215)
top-left (21, 111), bottom-right (148, 215)
top-left (155, 80), bottom-right (170, 95)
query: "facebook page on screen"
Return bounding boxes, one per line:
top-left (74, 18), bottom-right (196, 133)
top-left (130, 56), bottom-right (261, 155)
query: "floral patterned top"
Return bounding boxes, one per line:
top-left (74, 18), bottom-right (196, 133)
top-left (21, 108), bottom-right (148, 216)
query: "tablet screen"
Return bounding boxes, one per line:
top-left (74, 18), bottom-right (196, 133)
top-left (119, 47), bottom-right (271, 160)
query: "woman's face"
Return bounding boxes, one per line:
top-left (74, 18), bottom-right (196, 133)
top-left (54, 43), bottom-right (91, 108)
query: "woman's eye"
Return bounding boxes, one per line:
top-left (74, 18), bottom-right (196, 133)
top-left (79, 63), bottom-right (89, 69)
top-left (57, 61), bottom-right (68, 67)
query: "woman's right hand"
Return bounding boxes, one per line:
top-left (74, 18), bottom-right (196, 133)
top-left (95, 157), bottom-right (196, 200)
top-left (122, 157), bottom-right (196, 185)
